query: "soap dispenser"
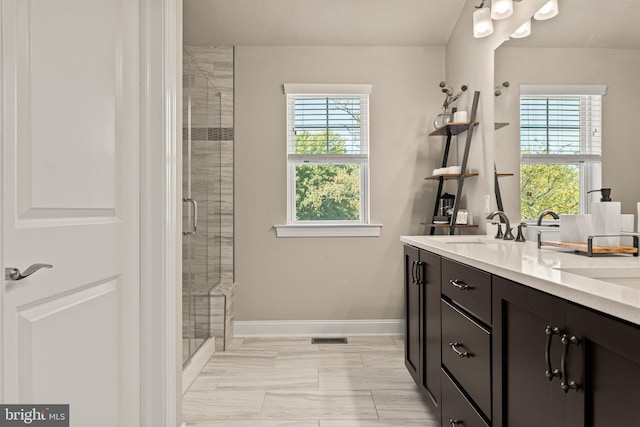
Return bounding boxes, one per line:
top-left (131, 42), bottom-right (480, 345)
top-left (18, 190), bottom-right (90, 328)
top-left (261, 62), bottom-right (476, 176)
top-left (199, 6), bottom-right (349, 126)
top-left (588, 188), bottom-right (612, 202)
top-left (589, 188), bottom-right (620, 247)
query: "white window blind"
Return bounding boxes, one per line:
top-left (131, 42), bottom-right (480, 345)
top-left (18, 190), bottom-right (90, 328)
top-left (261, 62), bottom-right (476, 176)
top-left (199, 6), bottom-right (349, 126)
top-left (520, 95), bottom-right (602, 164)
top-left (285, 84), bottom-right (370, 164)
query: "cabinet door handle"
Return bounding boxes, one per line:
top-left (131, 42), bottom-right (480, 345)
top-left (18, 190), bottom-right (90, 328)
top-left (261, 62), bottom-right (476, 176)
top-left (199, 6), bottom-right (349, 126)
top-left (545, 326), bottom-right (562, 381)
top-left (411, 260), bottom-right (416, 284)
top-left (416, 261), bottom-right (424, 284)
top-left (450, 420), bottom-right (462, 426)
top-left (449, 279), bottom-right (470, 290)
top-left (560, 334), bottom-right (581, 393)
top-left (449, 342), bottom-right (470, 358)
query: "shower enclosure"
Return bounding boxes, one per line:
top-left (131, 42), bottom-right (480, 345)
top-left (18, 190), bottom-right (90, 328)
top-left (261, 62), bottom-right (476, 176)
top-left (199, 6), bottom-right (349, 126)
top-left (182, 48), bottom-right (222, 366)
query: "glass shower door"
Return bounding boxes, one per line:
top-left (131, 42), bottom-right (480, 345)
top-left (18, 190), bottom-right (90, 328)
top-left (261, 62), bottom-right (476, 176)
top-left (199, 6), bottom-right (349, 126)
top-left (182, 49), bottom-right (222, 366)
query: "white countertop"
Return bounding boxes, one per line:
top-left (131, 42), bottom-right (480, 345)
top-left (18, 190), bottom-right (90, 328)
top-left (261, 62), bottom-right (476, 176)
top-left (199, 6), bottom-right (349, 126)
top-left (401, 235), bottom-right (640, 325)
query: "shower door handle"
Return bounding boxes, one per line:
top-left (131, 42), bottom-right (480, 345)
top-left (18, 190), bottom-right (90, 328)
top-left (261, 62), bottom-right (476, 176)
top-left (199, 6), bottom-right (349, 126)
top-left (183, 198), bottom-right (198, 235)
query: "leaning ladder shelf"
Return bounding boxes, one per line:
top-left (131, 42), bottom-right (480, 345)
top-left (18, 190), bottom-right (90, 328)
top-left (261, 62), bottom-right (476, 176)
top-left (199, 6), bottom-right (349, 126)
top-left (427, 90), bottom-right (481, 235)
top-left (494, 122), bottom-right (513, 213)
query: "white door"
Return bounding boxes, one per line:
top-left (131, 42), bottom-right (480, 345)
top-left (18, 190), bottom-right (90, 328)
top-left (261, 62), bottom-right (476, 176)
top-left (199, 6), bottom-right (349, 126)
top-left (1, 0), bottom-right (140, 426)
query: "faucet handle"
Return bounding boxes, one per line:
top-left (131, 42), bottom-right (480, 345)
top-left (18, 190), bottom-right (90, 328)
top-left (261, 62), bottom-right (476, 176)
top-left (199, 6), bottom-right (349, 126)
top-left (495, 223), bottom-right (504, 239)
top-left (504, 225), bottom-right (516, 241)
top-left (516, 222), bottom-right (527, 242)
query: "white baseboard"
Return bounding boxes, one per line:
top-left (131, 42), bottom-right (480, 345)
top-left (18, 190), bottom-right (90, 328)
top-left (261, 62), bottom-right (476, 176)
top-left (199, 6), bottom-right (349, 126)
top-left (181, 337), bottom-right (215, 395)
top-left (234, 319), bottom-right (404, 338)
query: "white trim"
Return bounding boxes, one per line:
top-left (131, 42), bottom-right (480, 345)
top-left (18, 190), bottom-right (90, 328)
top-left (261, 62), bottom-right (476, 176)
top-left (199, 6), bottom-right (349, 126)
top-left (181, 337), bottom-right (215, 394)
top-left (521, 154), bottom-right (601, 164)
top-left (285, 90), bottom-right (371, 226)
top-left (284, 83), bottom-right (372, 95)
top-left (139, 0), bottom-right (179, 425)
top-left (520, 84), bottom-right (607, 96)
top-left (287, 154), bottom-right (368, 163)
top-left (0, 0), bottom-right (5, 400)
top-left (234, 319), bottom-right (404, 337)
top-left (274, 223), bottom-right (382, 237)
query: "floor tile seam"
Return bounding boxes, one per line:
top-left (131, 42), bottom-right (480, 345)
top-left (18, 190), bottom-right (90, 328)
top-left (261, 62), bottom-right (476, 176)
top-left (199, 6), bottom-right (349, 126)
top-left (368, 389), bottom-right (381, 421)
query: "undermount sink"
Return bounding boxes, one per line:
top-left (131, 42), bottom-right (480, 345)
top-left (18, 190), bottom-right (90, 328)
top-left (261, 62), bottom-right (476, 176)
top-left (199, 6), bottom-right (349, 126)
top-left (554, 267), bottom-right (640, 287)
top-left (442, 237), bottom-right (498, 244)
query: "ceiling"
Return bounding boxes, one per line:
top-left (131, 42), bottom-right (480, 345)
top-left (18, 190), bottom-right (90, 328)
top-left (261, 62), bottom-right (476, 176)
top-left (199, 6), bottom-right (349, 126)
top-left (505, 0), bottom-right (640, 49)
top-left (183, 0), bottom-right (466, 46)
top-left (183, 0), bottom-right (640, 49)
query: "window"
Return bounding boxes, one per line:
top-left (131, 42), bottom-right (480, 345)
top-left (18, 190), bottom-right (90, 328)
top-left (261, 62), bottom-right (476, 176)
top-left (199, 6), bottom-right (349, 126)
top-left (520, 85), bottom-right (605, 220)
top-left (275, 84), bottom-right (381, 237)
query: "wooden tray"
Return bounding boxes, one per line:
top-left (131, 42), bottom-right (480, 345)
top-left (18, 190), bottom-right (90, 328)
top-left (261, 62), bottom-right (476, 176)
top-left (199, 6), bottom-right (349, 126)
top-left (538, 234), bottom-right (639, 257)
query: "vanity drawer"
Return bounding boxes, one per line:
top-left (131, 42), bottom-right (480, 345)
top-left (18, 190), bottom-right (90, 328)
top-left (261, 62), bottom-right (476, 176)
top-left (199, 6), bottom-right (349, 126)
top-left (442, 299), bottom-right (491, 419)
top-left (441, 370), bottom-right (489, 427)
top-left (442, 258), bottom-right (491, 325)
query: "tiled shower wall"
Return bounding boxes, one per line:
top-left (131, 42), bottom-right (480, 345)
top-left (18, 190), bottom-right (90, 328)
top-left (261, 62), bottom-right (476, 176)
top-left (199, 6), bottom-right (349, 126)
top-left (186, 46), bottom-right (235, 351)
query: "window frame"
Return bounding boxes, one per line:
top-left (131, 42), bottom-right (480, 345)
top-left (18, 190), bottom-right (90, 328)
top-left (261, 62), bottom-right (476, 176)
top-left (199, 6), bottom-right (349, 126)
top-left (275, 83), bottom-right (381, 238)
top-left (519, 85), bottom-right (605, 220)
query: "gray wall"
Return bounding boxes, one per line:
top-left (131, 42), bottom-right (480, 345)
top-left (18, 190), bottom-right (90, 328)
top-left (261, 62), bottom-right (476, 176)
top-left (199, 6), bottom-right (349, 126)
top-left (495, 47), bottom-right (640, 220)
top-left (235, 46), bottom-right (444, 321)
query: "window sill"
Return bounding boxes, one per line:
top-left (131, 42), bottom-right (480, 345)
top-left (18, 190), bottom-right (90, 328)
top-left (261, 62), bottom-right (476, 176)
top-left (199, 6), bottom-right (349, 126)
top-left (274, 223), bottom-right (382, 238)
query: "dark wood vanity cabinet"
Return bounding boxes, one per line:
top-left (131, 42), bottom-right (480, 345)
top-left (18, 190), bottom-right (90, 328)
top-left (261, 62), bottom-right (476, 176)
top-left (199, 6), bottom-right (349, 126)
top-left (404, 244), bottom-right (640, 427)
top-left (403, 246), bottom-right (442, 410)
top-left (493, 276), bottom-right (640, 427)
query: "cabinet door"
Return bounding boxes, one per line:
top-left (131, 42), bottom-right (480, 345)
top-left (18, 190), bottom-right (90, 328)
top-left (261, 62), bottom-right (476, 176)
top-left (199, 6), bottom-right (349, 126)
top-left (403, 246), bottom-right (441, 409)
top-left (404, 245), bottom-right (422, 387)
top-left (422, 250), bottom-right (442, 407)
top-left (493, 276), bottom-right (567, 427)
top-left (565, 303), bottom-right (640, 427)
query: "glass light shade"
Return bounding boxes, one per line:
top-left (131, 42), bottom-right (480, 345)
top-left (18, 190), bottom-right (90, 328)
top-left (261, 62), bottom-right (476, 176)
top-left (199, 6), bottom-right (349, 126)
top-left (473, 7), bottom-right (494, 38)
top-left (534, 0), bottom-right (559, 20)
top-left (491, 0), bottom-right (513, 20)
top-left (511, 19), bottom-right (531, 38)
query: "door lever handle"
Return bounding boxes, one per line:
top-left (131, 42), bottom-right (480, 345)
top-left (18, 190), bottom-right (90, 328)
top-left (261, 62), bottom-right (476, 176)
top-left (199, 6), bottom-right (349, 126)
top-left (5, 263), bottom-right (53, 281)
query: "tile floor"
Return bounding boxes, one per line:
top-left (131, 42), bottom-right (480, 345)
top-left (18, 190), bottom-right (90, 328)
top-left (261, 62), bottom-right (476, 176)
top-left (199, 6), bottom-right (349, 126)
top-left (183, 336), bottom-right (439, 426)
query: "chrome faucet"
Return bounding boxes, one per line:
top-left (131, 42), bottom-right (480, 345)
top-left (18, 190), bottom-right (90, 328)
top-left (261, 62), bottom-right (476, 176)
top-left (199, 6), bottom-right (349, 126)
top-left (486, 211), bottom-right (515, 240)
top-left (537, 210), bottom-right (560, 226)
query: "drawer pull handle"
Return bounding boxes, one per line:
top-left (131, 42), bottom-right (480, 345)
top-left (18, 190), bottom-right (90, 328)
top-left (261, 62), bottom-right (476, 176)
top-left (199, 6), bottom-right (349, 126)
top-left (545, 326), bottom-right (562, 381)
top-left (450, 420), bottom-right (462, 426)
top-left (560, 333), bottom-right (581, 393)
top-left (449, 342), bottom-right (470, 358)
top-left (449, 279), bottom-right (470, 290)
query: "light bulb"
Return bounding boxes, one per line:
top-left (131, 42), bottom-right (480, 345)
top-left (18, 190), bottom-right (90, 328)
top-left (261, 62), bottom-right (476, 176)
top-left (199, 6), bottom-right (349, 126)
top-left (473, 7), bottom-right (494, 38)
top-left (510, 19), bottom-right (531, 38)
top-left (534, 0), bottom-right (559, 20)
top-left (491, 0), bottom-right (513, 20)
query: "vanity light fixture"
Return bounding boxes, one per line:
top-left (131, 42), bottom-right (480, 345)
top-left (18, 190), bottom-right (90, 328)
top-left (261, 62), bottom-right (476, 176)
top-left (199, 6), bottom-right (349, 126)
top-left (534, 0), bottom-right (559, 20)
top-left (491, 0), bottom-right (514, 20)
top-left (473, 1), bottom-right (494, 38)
top-left (510, 19), bottom-right (532, 38)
